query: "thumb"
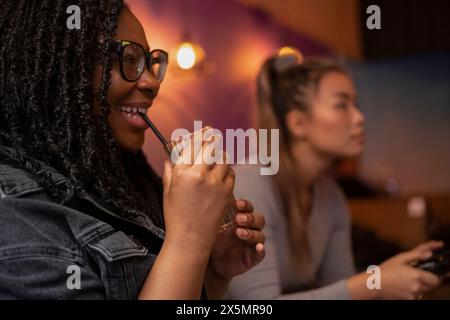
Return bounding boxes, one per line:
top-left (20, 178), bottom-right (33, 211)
top-left (162, 161), bottom-right (173, 195)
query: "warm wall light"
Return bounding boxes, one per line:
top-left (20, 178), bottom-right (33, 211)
top-left (278, 46), bottom-right (303, 62)
top-left (176, 42), bottom-right (205, 70)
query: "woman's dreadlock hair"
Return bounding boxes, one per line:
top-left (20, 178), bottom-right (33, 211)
top-left (0, 0), bottom-right (162, 226)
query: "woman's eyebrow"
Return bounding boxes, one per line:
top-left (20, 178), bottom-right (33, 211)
top-left (334, 92), bottom-right (352, 100)
top-left (334, 92), bottom-right (354, 100)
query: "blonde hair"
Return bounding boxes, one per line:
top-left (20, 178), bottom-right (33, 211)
top-left (257, 55), bottom-right (348, 285)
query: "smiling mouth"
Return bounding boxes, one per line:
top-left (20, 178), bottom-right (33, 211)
top-left (118, 103), bottom-right (152, 130)
top-left (119, 105), bottom-right (148, 114)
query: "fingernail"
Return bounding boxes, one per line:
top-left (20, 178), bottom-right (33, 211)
top-left (236, 199), bottom-right (245, 209)
top-left (237, 214), bottom-right (248, 224)
top-left (238, 229), bottom-right (248, 238)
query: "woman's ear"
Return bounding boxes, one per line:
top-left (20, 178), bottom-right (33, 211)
top-left (285, 109), bottom-right (309, 140)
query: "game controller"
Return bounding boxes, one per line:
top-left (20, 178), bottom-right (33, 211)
top-left (414, 249), bottom-right (450, 277)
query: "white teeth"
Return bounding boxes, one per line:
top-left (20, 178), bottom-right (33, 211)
top-left (120, 105), bottom-right (147, 113)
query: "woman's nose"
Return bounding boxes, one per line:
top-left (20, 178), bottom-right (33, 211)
top-left (352, 105), bottom-right (365, 127)
top-left (136, 68), bottom-right (160, 97)
top-left (352, 107), bottom-right (365, 127)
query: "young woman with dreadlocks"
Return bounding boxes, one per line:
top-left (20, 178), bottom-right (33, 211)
top-left (0, 1), bottom-right (265, 299)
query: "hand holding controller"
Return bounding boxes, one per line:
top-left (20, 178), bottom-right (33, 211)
top-left (414, 248), bottom-right (450, 277)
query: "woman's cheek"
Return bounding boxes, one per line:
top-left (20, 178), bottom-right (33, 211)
top-left (313, 113), bottom-right (353, 156)
top-left (108, 71), bottom-right (127, 101)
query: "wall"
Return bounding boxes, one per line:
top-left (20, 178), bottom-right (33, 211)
top-left (126, 0), bottom-right (328, 173)
top-left (239, 0), bottom-right (362, 59)
top-left (348, 53), bottom-right (450, 194)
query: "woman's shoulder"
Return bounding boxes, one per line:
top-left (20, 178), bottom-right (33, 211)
top-left (232, 164), bottom-right (278, 196)
top-left (233, 163), bottom-right (276, 185)
top-left (232, 164), bottom-right (284, 224)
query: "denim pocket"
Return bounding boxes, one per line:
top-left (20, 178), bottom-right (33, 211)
top-left (87, 231), bottom-right (148, 262)
top-left (85, 231), bottom-right (155, 299)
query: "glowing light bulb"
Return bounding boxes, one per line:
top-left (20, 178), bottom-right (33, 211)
top-left (278, 46), bottom-right (303, 62)
top-left (177, 42), bottom-right (196, 70)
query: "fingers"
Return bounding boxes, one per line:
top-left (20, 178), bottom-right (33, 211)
top-left (176, 126), bottom-right (211, 167)
top-left (199, 133), bottom-right (224, 165)
top-left (240, 234), bottom-right (265, 268)
top-left (235, 212), bottom-right (265, 230)
top-left (194, 133), bottom-right (221, 166)
top-left (174, 128), bottom-right (232, 188)
top-left (396, 248), bottom-right (433, 264)
top-left (236, 227), bottom-right (265, 245)
top-left (417, 270), bottom-right (441, 288)
top-left (413, 240), bottom-right (444, 255)
top-left (223, 166), bottom-right (235, 190)
top-left (396, 240), bottom-right (444, 264)
top-left (255, 243), bottom-right (265, 255)
top-left (407, 270), bottom-right (441, 299)
top-left (210, 151), bottom-right (230, 180)
top-left (162, 160), bottom-right (173, 195)
top-left (235, 199), bottom-right (254, 213)
top-left (244, 243), bottom-right (266, 270)
top-left (252, 243), bottom-right (265, 264)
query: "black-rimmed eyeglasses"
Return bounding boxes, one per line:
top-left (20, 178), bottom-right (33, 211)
top-left (111, 39), bottom-right (168, 82)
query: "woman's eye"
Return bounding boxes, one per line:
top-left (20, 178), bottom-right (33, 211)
top-left (124, 55), bottom-right (137, 64)
top-left (336, 102), bottom-right (348, 110)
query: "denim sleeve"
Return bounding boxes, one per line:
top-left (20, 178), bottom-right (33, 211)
top-left (0, 255), bottom-right (106, 299)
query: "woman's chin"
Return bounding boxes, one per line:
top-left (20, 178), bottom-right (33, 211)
top-left (117, 134), bottom-right (145, 154)
top-left (346, 146), bottom-right (364, 158)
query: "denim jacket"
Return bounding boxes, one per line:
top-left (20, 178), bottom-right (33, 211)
top-left (0, 153), bottom-right (167, 299)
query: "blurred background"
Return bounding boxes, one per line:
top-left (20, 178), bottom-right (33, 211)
top-left (127, 0), bottom-right (450, 298)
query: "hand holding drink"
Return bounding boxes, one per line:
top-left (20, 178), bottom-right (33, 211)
top-left (139, 112), bottom-right (235, 233)
top-left (139, 112), bottom-right (265, 295)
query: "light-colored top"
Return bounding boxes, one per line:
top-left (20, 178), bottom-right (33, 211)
top-left (225, 164), bottom-right (356, 300)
